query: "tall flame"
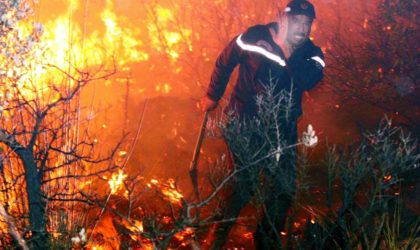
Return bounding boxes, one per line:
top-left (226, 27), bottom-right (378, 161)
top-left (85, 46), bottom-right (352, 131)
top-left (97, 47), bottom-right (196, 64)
top-left (4, 0), bottom-right (150, 102)
top-left (147, 6), bottom-right (192, 61)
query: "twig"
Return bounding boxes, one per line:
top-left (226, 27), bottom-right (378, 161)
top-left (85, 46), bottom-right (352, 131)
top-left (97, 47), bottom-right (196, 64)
top-left (0, 204), bottom-right (29, 250)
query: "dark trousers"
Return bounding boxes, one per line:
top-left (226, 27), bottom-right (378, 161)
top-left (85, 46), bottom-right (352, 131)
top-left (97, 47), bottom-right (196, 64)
top-left (211, 121), bottom-right (297, 249)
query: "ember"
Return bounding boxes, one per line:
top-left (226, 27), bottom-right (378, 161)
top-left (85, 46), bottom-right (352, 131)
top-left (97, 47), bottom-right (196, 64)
top-left (383, 175), bottom-right (392, 183)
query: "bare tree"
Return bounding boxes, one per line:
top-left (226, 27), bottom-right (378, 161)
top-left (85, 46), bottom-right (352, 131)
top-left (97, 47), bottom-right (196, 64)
top-left (326, 0), bottom-right (419, 132)
top-left (0, 1), bottom-right (123, 248)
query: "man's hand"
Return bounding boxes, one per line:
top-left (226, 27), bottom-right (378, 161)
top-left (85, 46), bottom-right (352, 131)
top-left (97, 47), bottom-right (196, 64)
top-left (200, 95), bottom-right (218, 112)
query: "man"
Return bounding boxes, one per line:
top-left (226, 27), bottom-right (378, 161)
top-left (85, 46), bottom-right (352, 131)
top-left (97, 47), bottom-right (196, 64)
top-left (201, 0), bottom-right (325, 248)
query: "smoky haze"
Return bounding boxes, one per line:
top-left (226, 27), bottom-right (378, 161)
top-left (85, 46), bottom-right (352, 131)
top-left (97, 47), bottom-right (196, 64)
top-left (32, 0), bottom-right (391, 187)
top-left (0, 0), bottom-right (414, 248)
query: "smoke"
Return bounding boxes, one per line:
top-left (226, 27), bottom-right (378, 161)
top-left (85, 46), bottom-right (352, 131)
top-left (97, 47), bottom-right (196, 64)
top-left (31, 0), bottom-right (384, 184)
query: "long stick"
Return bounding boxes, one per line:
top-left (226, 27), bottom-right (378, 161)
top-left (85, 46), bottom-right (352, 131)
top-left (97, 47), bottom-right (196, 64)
top-left (189, 111), bottom-right (209, 200)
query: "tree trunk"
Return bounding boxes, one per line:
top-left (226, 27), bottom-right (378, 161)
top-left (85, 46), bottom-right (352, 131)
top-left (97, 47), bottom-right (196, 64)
top-left (17, 148), bottom-right (48, 249)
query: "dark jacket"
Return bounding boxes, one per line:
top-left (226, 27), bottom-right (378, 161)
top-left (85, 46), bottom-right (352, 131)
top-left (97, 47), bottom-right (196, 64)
top-left (207, 22), bottom-right (325, 121)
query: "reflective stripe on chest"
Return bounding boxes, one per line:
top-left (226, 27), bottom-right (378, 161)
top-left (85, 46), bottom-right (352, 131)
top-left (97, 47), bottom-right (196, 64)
top-left (236, 34), bottom-right (286, 67)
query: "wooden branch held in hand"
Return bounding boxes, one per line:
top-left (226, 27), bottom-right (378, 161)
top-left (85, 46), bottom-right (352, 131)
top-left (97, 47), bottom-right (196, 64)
top-left (189, 111), bottom-right (209, 201)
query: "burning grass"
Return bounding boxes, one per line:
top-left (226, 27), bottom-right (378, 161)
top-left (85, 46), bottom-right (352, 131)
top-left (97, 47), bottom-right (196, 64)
top-left (50, 105), bottom-right (419, 250)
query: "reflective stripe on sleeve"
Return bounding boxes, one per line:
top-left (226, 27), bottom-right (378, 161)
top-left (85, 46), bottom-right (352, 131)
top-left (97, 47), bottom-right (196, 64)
top-left (236, 34), bottom-right (286, 67)
top-left (310, 56), bottom-right (325, 68)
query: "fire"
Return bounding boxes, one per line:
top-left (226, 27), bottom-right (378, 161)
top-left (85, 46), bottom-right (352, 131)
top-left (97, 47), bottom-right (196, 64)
top-left (1, 0), bottom-right (150, 103)
top-left (108, 169), bottom-right (127, 194)
top-left (120, 219), bottom-right (145, 243)
top-left (163, 83), bottom-right (172, 93)
top-left (147, 5), bottom-right (192, 61)
top-left (141, 244), bottom-right (154, 250)
top-left (91, 245), bottom-right (105, 250)
top-left (122, 219), bottom-right (144, 235)
top-left (118, 150), bottom-right (128, 157)
top-left (86, 212), bottom-right (120, 250)
top-left (101, 0), bottom-right (149, 65)
top-left (148, 178), bottom-right (184, 205)
top-left (243, 232), bottom-right (253, 239)
top-left (155, 83), bottom-right (172, 94)
top-left (363, 18), bottom-right (368, 29)
top-left (134, 220), bottom-right (144, 232)
top-left (162, 216), bottom-right (171, 224)
top-left (161, 178), bottom-right (184, 204)
top-left (161, 186), bottom-right (184, 205)
top-left (174, 227), bottom-right (195, 242)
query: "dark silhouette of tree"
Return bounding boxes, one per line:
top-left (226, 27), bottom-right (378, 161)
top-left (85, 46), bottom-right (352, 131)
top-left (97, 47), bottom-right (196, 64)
top-left (0, 1), bottom-right (121, 248)
top-left (327, 0), bottom-right (419, 133)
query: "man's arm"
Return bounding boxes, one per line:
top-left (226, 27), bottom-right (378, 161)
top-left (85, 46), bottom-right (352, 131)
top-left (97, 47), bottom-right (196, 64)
top-left (288, 46), bottom-right (325, 91)
top-left (203, 36), bottom-right (242, 111)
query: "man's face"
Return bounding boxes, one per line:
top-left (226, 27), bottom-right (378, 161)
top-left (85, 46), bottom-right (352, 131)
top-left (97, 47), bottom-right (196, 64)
top-left (286, 14), bottom-right (313, 47)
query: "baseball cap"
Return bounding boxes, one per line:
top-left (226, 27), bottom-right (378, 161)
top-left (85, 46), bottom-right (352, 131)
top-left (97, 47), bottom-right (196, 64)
top-left (284, 0), bottom-right (316, 19)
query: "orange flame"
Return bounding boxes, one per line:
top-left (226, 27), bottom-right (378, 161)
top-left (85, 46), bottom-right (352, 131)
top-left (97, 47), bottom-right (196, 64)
top-left (174, 227), bottom-right (195, 242)
top-left (3, 0), bottom-right (150, 102)
top-left (147, 6), bottom-right (192, 62)
top-left (108, 169), bottom-right (127, 194)
top-left (148, 178), bottom-right (184, 205)
top-left (161, 178), bottom-right (184, 205)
